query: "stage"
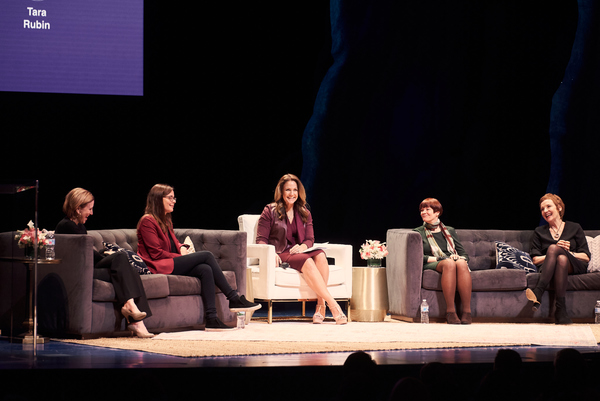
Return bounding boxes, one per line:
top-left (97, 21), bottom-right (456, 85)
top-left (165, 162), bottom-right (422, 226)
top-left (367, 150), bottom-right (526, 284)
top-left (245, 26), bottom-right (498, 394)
top-left (2, 305), bottom-right (600, 401)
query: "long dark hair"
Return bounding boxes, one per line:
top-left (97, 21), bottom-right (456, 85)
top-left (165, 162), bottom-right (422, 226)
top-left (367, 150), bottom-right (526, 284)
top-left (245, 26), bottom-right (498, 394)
top-left (139, 184), bottom-right (174, 233)
top-left (272, 174), bottom-right (309, 223)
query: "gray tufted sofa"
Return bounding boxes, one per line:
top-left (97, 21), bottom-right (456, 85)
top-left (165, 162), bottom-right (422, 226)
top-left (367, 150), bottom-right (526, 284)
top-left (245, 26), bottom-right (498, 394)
top-left (386, 229), bottom-right (600, 323)
top-left (0, 228), bottom-right (247, 338)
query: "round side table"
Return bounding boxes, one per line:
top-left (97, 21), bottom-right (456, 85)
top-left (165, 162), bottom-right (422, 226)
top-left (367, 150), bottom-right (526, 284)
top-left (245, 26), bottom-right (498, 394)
top-left (350, 267), bottom-right (389, 322)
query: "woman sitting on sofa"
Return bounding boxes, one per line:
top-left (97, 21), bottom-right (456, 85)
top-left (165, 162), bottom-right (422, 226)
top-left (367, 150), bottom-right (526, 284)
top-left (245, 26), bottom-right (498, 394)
top-left (414, 198), bottom-right (472, 324)
top-left (136, 184), bottom-right (261, 331)
top-left (526, 193), bottom-right (590, 325)
top-left (55, 188), bottom-right (154, 338)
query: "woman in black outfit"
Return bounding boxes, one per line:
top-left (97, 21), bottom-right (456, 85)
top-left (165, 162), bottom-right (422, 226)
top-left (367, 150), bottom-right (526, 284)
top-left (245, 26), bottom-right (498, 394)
top-left (526, 193), bottom-right (590, 324)
top-left (55, 188), bottom-right (154, 337)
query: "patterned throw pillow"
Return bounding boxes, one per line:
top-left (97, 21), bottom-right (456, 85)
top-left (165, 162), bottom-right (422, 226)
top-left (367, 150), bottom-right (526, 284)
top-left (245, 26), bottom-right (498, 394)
top-left (103, 242), bottom-right (152, 275)
top-left (585, 236), bottom-right (600, 273)
top-left (495, 241), bottom-right (537, 274)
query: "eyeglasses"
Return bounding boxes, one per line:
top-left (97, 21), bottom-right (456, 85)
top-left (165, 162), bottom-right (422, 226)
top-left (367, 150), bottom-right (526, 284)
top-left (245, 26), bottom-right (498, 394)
top-left (164, 196), bottom-right (177, 202)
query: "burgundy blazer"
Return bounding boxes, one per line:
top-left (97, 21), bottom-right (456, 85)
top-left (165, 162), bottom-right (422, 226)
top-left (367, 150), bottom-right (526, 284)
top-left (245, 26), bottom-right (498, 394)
top-left (256, 204), bottom-right (315, 253)
top-left (136, 214), bottom-right (182, 274)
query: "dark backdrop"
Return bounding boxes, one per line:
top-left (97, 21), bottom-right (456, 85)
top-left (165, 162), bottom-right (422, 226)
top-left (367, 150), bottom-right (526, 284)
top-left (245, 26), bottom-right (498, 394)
top-left (1, 1), bottom-right (599, 265)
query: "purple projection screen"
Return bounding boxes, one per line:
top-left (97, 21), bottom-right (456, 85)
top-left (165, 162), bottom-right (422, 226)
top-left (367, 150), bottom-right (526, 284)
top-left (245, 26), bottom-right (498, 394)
top-left (0, 0), bottom-right (143, 96)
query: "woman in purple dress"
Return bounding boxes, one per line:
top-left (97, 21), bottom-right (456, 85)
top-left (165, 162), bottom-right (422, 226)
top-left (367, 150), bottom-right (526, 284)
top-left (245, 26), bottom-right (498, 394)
top-left (256, 174), bottom-right (347, 325)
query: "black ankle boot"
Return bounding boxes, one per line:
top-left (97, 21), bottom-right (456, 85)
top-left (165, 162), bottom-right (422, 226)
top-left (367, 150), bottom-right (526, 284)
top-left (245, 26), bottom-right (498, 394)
top-left (554, 297), bottom-right (572, 325)
top-left (205, 317), bottom-right (234, 331)
top-left (229, 295), bottom-right (262, 312)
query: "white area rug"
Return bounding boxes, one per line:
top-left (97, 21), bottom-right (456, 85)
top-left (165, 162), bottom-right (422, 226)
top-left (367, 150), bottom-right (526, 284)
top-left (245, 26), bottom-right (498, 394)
top-left (153, 321), bottom-right (598, 347)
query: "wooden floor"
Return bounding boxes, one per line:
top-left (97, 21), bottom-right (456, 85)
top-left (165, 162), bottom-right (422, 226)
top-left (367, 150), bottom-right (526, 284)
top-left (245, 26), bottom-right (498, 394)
top-left (2, 303), bottom-right (599, 400)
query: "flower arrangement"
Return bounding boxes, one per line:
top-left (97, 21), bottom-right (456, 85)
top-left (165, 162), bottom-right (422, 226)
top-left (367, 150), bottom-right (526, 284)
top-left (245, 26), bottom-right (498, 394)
top-left (15, 220), bottom-right (50, 250)
top-left (359, 239), bottom-right (389, 267)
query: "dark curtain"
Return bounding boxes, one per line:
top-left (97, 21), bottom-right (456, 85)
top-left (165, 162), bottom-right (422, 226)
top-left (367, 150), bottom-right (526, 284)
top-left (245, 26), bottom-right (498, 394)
top-left (302, 0), bottom-right (599, 255)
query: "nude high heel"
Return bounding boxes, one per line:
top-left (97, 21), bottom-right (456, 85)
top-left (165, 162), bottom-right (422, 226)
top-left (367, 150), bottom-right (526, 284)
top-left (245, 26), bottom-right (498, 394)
top-left (313, 304), bottom-right (326, 324)
top-left (127, 322), bottom-right (155, 338)
top-left (121, 306), bottom-right (147, 323)
top-left (327, 302), bottom-right (348, 325)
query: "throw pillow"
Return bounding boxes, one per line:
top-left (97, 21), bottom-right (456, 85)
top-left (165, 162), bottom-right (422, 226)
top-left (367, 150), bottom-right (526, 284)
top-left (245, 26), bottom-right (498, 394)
top-left (103, 242), bottom-right (152, 275)
top-left (585, 236), bottom-right (600, 273)
top-left (495, 241), bottom-right (537, 274)
top-left (184, 236), bottom-right (196, 253)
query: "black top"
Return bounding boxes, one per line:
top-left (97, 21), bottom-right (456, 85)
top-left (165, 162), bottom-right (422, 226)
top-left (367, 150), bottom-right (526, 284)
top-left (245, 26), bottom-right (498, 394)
top-left (55, 217), bottom-right (87, 235)
top-left (55, 217), bottom-right (104, 264)
top-left (530, 221), bottom-right (590, 259)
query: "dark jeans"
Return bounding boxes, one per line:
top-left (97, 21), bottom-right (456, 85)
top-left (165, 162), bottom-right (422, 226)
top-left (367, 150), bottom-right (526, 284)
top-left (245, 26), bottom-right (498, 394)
top-left (172, 251), bottom-right (237, 319)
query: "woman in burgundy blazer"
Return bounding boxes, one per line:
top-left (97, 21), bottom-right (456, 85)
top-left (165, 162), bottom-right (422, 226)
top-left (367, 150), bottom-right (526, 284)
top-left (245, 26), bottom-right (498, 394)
top-left (256, 174), bottom-right (347, 325)
top-left (137, 184), bottom-right (261, 330)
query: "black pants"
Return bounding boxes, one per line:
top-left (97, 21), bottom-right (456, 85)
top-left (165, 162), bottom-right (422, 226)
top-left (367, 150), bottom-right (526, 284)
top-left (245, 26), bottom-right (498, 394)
top-left (94, 252), bottom-right (152, 318)
top-left (172, 251), bottom-right (237, 319)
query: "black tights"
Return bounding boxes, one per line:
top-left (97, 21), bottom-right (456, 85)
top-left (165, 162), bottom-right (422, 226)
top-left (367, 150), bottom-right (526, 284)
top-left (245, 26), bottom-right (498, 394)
top-left (538, 244), bottom-right (572, 298)
top-left (172, 251), bottom-right (237, 319)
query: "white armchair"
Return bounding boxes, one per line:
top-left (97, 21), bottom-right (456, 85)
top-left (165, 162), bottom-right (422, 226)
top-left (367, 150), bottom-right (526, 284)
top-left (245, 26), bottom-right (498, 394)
top-left (237, 214), bottom-right (353, 323)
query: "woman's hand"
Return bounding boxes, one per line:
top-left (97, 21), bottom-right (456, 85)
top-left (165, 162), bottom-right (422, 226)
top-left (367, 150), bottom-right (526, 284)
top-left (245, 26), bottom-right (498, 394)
top-left (180, 246), bottom-right (189, 256)
top-left (289, 244), bottom-right (308, 255)
top-left (275, 254), bottom-right (282, 267)
top-left (557, 240), bottom-right (571, 251)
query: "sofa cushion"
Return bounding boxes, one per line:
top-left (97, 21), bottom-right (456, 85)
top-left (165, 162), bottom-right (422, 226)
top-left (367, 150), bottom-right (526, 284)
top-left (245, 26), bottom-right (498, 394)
top-left (527, 271), bottom-right (600, 291)
top-left (422, 268), bottom-right (527, 292)
top-left (495, 241), bottom-right (537, 274)
top-left (103, 242), bottom-right (151, 275)
top-left (268, 264), bottom-right (345, 288)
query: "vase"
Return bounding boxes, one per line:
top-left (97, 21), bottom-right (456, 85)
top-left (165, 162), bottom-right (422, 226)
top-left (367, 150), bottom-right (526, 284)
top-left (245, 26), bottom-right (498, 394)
top-left (24, 246), bottom-right (35, 259)
top-left (367, 259), bottom-right (382, 268)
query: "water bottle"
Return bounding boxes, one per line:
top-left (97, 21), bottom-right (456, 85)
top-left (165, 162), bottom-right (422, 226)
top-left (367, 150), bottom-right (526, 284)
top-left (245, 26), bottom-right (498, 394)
top-left (595, 300), bottom-right (600, 324)
top-left (45, 231), bottom-right (55, 260)
top-left (237, 311), bottom-right (245, 329)
top-left (421, 299), bottom-right (429, 324)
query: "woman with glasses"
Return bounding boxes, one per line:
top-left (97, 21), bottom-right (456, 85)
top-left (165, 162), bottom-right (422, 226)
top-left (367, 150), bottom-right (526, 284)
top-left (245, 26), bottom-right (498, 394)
top-left (136, 183), bottom-right (261, 330)
top-left (55, 188), bottom-right (154, 338)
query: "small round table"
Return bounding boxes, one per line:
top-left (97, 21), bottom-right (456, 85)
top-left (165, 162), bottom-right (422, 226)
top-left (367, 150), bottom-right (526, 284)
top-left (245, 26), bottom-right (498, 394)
top-left (350, 267), bottom-right (389, 322)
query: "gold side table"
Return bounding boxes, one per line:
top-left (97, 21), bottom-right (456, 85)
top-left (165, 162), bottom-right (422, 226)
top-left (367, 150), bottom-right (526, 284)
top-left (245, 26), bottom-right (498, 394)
top-left (350, 267), bottom-right (389, 322)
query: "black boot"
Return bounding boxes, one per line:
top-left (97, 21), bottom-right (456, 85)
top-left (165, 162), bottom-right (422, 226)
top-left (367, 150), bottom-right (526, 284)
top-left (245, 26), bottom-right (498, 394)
top-left (229, 295), bottom-right (262, 312)
top-left (554, 297), bottom-right (572, 325)
top-left (526, 280), bottom-right (548, 311)
top-left (205, 317), bottom-right (234, 331)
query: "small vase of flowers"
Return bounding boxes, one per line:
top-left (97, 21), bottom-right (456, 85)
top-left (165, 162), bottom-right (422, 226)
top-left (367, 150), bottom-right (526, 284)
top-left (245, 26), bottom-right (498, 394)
top-left (15, 220), bottom-right (49, 259)
top-left (359, 239), bottom-right (389, 267)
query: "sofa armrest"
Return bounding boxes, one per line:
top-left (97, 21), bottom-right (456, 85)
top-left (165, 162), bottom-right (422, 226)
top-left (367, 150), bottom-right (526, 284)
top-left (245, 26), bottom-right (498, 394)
top-left (386, 229), bottom-right (424, 319)
top-left (323, 243), bottom-right (353, 291)
top-left (175, 229), bottom-right (248, 296)
top-left (247, 243), bottom-right (276, 299)
top-left (38, 234), bottom-right (96, 336)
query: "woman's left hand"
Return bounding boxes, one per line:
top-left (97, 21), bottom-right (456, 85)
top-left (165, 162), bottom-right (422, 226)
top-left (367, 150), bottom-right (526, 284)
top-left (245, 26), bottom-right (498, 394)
top-left (289, 244), bottom-right (308, 255)
top-left (557, 240), bottom-right (571, 251)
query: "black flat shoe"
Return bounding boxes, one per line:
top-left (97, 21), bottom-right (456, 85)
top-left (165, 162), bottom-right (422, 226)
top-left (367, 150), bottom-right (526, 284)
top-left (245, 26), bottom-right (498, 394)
top-left (229, 295), bottom-right (262, 312)
top-left (205, 317), bottom-right (234, 331)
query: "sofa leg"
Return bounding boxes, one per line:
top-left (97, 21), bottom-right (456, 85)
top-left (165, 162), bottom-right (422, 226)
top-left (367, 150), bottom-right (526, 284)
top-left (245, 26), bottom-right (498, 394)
top-left (268, 300), bottom-right (273, 324)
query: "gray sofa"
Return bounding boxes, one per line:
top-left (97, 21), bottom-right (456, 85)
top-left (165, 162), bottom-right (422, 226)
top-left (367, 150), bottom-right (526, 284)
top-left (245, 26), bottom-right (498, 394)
top-left (0, 228), bottom-right (247, 338)
top-left (386, 229), bottom-right (600, 323)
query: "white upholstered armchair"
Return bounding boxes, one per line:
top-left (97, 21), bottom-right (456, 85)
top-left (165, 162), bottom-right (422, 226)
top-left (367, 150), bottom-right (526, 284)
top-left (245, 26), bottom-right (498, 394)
top-left (237, 214), bottom-right (353, 323)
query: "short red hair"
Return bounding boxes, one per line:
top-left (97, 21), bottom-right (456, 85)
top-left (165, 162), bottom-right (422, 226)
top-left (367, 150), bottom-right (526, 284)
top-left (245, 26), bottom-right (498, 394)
top-left (539, 193), bottom-right (565, 218)
top-left (419, 198), bottom-right (443, 217)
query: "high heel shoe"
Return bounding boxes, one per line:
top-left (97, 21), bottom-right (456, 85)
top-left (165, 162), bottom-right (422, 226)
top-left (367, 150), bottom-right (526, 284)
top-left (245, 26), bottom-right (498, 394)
top-left (121, 306), bottom-right (147, 323)
top-left (127, 323), bottom-right (155, 338)
top-left (313, 304), bottom-right (326, 324)
top-left (525, 288), bottom-right (541, 311)
top-left (327, 302), bottom-right (348, 325)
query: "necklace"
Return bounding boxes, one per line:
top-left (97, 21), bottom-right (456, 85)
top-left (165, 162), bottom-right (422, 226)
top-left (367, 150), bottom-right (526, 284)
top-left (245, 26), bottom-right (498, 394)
top-left (550, 221), bottom-right (564, 240)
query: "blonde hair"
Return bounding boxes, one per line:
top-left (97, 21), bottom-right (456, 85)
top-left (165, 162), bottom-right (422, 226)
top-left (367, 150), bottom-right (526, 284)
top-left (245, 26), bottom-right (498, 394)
top-left (63, 188), bottom-right (94, 221)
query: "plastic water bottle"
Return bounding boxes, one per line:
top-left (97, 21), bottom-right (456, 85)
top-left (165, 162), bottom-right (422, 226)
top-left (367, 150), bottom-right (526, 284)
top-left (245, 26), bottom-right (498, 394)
top-left (45, 231), bottom-right (55, 260)
top-left (237, 311), bottom-right (245, 329)
top-left (595, 300), bottom-right (600, 324)
top-left (421, 299), bottom-right (429, 324)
